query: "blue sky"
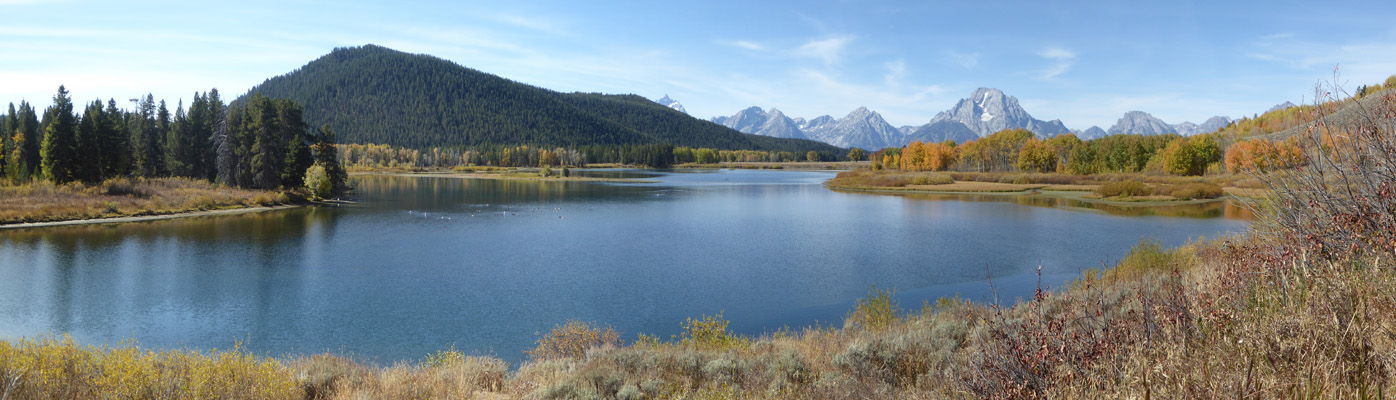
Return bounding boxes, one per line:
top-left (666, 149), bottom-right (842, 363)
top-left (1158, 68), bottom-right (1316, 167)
top-left (3, 0), bottom-right (1395, 130)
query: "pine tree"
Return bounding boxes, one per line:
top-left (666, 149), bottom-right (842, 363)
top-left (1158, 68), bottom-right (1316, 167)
top-left (246, 94), bottom-right (282, 189)
top-left (201, 89), bottom-right (225, 181)
top-left (215, 98), bottom-right (239, 186)
top-left (132, 94), bottom-right (162, 177)
top-left (40, 86), bottom-right (79, 183)
top-left (102, 99), bottom-right (130, 179)
top-left (154, 100), bottom-right (171, 176)
top-left (166, 99), bottom-right (190, 177)
top-left (0, 108), bottom-right (8, 180)
top-left (15, 101), bottom-right (40, 176)
top-left (283, 127), bottom-right (312, 188)
top-left (73, 100), bottom-right (104, 183)
top-left (314, 124), bottom-right (349, 194)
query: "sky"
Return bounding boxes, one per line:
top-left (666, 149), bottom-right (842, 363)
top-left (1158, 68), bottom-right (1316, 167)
top-left (3, 0), bottom-right (1396, 131)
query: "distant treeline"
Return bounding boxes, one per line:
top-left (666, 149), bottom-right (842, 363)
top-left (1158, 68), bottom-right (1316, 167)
top-left (336, 143), bottom-right (836, 169)
top-left (882, 128), bottom-right (1306, 177)
top-left (878, 128), bottom-right (1304, 176)
top-left (0, 86), bottom-right (347, 196)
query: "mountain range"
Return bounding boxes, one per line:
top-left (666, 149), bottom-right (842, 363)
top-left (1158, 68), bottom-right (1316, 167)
top-left (702, 88), bottom-right (1236, 149)
top-left (233, 45), bottom-right (840, 156)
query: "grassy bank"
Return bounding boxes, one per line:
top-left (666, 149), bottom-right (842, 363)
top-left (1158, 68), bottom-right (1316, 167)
top-left (826, 169), bottom-right (1264, 204)
top-left (674, 161), bottom-right (867, 170)
top-left (0, 178), bottom-right (295, 225)
top-left (352, 170), bottom-right (658, 184)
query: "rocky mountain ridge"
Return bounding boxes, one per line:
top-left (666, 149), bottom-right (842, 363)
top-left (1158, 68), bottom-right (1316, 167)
top-left (699, 89), bottom-right (1249, 150)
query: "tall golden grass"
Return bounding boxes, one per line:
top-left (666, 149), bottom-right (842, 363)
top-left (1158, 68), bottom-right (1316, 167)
top-left (0, 336), bottom-right (299, 400)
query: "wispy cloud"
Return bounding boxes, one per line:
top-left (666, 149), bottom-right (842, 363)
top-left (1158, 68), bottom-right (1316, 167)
top-left (946, 51), bottom-right (980, 68)
top-left (1037, 46), bottom-right (1077, 80)
top-left (883, 60), bottom-right (906, 87)
top-left (721, 40), bottom-right (766, 51)
top-left (795, 35), bottom-right (855, 67)
top-left (486, 13), bottom-right (567, 35)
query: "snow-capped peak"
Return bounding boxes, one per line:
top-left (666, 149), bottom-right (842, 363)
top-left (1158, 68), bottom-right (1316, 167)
top-left (654, 94), bottom-right (687, 114)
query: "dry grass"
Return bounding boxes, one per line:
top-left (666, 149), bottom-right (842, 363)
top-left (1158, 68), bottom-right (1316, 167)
top-left (0, 177), bottom-right (291, 225)
top-left (1089, 180), bottom-right (1226, 201)
top-left (0, 336), bottom-right (300, 400)
top-left (909, 181), bottom-right (1045, 192)
top-left (831, 169), bottom-right (1252, 200)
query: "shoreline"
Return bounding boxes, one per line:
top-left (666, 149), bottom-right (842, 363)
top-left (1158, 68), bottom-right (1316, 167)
top-left (354, 171), bottom-right (660, 183)
top-left (0, 205), bottom-right (304, 230)
top-left (826, 183), bottom-right (1233, 207)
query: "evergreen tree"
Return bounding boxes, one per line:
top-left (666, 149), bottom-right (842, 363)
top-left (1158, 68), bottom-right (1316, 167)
top-left (132, 94), bottom-right (162, 177)
top-left (40, 86), bottom-right (79, 183)
top-left (245, 94), bottom-right (282, 189)
top-left (154, 100), bottom-right (171, 175)
top-left (215, 97), bottom-right (239, 186)
top-left (101, 99), bottom-right (130, 178)
top-left (314, 124), bottom-right (348, 194)
top-left (73, 100), bottom-right (104, 183)
top-left (15, 101), bottom-right (41, 176)
top-left (276, 98), bottom-right (312, 189)
top-left (201, 89), bottom-right (225, 181)
top-left (282, 124), bottom-right (312, 188)
top-left (165, 99), bottom-right (188, 176)
top-left (0, 108), bottom-right (8, 180)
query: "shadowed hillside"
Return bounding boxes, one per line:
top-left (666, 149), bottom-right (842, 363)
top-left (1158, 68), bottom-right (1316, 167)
top-left (236, 45), bottom-right (843, 156)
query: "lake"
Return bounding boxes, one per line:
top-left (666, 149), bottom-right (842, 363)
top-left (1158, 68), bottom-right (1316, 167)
top-left (0, 169), bottom-right (1249, 365)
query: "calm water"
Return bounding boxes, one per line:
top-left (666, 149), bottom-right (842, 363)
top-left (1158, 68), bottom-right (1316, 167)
top-left (0, 169), bottom-right (1248, 364)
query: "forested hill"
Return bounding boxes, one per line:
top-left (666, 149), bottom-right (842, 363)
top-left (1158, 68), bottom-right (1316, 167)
top-left (236, 45), bottom-right (842, 155)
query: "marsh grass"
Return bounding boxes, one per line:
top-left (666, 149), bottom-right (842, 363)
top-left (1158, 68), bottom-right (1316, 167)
top-left (0, 177), bottom-right (289, 225)
top-left (832, 169), bottom-right (1248, 199)
top-left (1092, 180), bottom-right (1225, 200)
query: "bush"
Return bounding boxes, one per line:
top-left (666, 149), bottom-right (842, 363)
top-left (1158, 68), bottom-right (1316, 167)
top-left (526, 320), bottom-right (622, 361)
top-left (680, 313), bottom-right (748, 351)
top-left (845, 286), bottom-right (898, 331)
top-left (1169, 183), bottom-right (1223, 200)
top-left (1095, 180), bottom-right (1149, 198)
top-left (0, 336), bottom-right (300, 400)
top-left (1262, 86), bottom-right (1396, 257)
top-left (103, 178), bottom-right (152, 198)
top-left (304, 164), bottom-right (331, 200)
top-left (910, 173), bottom-right (953, 185)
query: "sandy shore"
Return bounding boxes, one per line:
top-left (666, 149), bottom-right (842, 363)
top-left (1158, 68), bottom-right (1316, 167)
top-left (0, 205), bottom-right (303, 230)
